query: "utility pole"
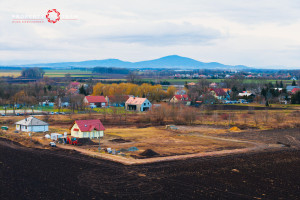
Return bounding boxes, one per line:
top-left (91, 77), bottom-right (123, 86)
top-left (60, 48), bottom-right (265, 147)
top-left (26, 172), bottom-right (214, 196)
top-left (228, 113), bottom-right (231, 129)
top-left (98, 121), bottom-right (101, 152)
top-left (29, 116), bottom-right (33, 141)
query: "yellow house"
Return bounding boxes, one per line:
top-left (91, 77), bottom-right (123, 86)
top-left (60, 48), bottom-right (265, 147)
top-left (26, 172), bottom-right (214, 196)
top-left (70, 119), bottom-right (105, 139)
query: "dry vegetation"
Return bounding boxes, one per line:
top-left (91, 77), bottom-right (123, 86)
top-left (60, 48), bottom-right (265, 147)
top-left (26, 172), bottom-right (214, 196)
top-left (0, 105), bottom-right (300, 159)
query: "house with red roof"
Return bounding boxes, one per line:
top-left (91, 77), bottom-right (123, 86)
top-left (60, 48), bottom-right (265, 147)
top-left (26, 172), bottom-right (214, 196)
top-left (84, 96), bottom-right (107, 108)
top-left (69, 82), bottom-right (81, 89)
top-left (125, 97), bottom-right (151, 111)
top-left (66, 88), bottom-right (79, 95)
top-left (70, 119), bottom-right (105, 139)
top-left (291, 88), bottom-right (300, 94)
top-left (170, 95), bottom-right (191, 105)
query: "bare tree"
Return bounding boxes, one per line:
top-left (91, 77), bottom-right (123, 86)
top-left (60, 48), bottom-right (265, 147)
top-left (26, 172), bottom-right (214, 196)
top-left (126, 72), bottom-right (140, 83)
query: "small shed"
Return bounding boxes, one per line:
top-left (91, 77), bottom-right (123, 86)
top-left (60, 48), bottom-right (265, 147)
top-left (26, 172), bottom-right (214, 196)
top-left (51, 133), bottom-right (63, 140)
top-left (15, 116), bottom-right (49, 132)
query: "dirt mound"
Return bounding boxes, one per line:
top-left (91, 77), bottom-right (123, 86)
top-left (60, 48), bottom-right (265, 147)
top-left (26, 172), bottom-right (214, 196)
top-left (77, 138), bottom-right (97, 145)
top-left (139, 149), bottom-right (159, 158)
top-left (229, 126), bottom-right (241, 132)
top-left (110, 138), bottom-right (131, 143)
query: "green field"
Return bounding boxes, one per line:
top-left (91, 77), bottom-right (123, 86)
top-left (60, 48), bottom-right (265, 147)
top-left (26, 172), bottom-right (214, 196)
top-left (0, 69), bottom-right (295, 86)
top-left (154, 78), bottom-right (294, 85)
top-left (0, 69), bottom-right (95, 78)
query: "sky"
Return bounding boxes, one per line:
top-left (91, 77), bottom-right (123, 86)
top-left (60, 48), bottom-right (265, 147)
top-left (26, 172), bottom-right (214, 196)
top-left (1, 0), bottom-right (300, 69)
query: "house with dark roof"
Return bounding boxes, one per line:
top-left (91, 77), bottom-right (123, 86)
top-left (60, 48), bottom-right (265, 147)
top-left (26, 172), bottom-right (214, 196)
top-left (15, 116), bottom-right (49, 132)
top-left (70, 119), bottom-right (105, 139)
top-left (84, 96), bottom-right (107, 108)
top-left (210, 88), bottom-right (230, 100)
top-left (125, 97), bottom-right (151, 111)
top-left (170, 95), bottom-right (191, 105)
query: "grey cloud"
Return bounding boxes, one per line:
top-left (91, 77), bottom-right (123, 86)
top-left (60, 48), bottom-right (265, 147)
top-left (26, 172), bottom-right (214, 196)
top-left (99, 23), bottom-right (223, 46)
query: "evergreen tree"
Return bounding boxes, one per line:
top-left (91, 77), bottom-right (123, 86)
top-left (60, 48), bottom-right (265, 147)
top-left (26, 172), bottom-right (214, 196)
top-left (280, 81), bottom-right (283, 88)
top-left (79, 85), bottom-right (87, 96)
top-left (291, 92), bottom-right (300, 104)
top-left (265, 100), bottom-right (269, 107)
top-left (184, 81), bottom-right (188, 89)
top-left (292, 80), bottom-right (296, 86)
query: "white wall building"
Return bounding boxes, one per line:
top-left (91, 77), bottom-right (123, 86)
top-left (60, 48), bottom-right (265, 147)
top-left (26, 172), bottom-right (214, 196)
top-left (15, 116), bottom-right (49, 132)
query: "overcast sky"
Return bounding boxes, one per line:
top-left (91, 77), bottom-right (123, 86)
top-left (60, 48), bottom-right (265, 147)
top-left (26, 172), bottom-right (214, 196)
top-left (1, 0), bottom-right (300, 68)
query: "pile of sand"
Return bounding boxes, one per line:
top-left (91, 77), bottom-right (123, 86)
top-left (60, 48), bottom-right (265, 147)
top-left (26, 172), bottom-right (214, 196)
top-left (229, 126), bottom-right (241, 131)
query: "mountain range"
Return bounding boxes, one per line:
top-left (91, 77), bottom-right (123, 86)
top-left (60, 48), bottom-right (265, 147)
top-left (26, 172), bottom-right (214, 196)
top-left (13, 55), bottom-right (251, 70)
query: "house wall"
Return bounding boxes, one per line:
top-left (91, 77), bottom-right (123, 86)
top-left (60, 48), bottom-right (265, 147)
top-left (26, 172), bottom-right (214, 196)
top-left (125, 99), bottom-right (152, 112)
top-left (170, 97), bottom-right (178, 103)
top-left (140, 99), bottom-right (151, 111)
top-left (16, 125), bottom-right (48, 132)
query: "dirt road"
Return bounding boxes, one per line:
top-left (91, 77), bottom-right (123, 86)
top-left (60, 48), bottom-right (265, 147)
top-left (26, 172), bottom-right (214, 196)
top-left (0, 138), bottom-right (299, 199)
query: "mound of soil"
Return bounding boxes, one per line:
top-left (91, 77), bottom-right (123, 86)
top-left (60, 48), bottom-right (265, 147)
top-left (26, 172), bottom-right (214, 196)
top-left (110, 138), bottom-right (131, 143)
top-left (139, 149), bottom-right (160, 158)
top-left (77, 138), bottom-right (97, 145)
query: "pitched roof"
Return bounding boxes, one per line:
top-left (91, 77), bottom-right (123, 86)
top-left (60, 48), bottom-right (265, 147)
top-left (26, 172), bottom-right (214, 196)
top-left (174, 95), bottom-right (191, 101)
top-left (85, 96), bottom-right (107, 103)
top-left (287, 86), bottom-right (300, 91)
top-left (15, 116), bottom-right (48, 126)
top-left (67, 88), bottom-right (78, 94)
top-left (291, 88), bottom-right (300, 94)
top-left (222, 88), bottom-right (231, 93)
top-left (75, 119), bottom-right (105, 132)
top-left (211, 88), bottom-right (227, 96)
top-left (125, 97), bottom-right (147, 105)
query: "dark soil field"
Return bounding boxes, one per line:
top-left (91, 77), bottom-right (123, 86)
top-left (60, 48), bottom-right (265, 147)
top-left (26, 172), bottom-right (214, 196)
top-left (0, 138), bottom-right (299, 200)
top-left (223, 128), bottom-right (300, 145)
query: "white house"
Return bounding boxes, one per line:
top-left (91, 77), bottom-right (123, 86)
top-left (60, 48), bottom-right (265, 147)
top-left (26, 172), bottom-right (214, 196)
top-left (125, 97), bottom-right (152, 112)
top-left (15, 116), bottom-right (49, 132)
top-left (70, 119), bottom-right (105, 139)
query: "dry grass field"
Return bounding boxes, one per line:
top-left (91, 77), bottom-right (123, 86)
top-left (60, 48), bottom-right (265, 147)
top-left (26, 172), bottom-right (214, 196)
top-left (99, 127), bottom-right (249, 157)
top-left (0, 106), bottom-right (299, 160)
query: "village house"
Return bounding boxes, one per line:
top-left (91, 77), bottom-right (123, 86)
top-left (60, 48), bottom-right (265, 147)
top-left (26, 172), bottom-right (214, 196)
top-left (39, 100), bottom-right (54, 107)
top-left (238, 91), bottom-right (254, 97)
top-left (84, 96), bottom-right (107, 108)
top-left (287, 86), bottom-right (300, 93)
top-left (70, 119), bottom-right (105, 139)
top-left (210, 88), bottom-right (230, 100)
top-left (209, 82), bottom-right (218, 88)
top-left (15, 116), bottom-right (49, 132)
top-left (125, 97), bottom-right (152, 111)
top-left (170, 95), bottom-right (191, 105)
top-left (291, 88), bottom-right (300, 94)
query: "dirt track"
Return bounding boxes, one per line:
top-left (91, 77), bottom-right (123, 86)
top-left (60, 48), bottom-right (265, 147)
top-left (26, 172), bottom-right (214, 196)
top-left (0, 138), bottom-right (300, 199)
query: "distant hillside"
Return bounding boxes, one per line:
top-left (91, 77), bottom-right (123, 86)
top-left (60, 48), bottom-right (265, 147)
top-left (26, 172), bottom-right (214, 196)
top-left (12, 55), bottom-right (251, 70)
